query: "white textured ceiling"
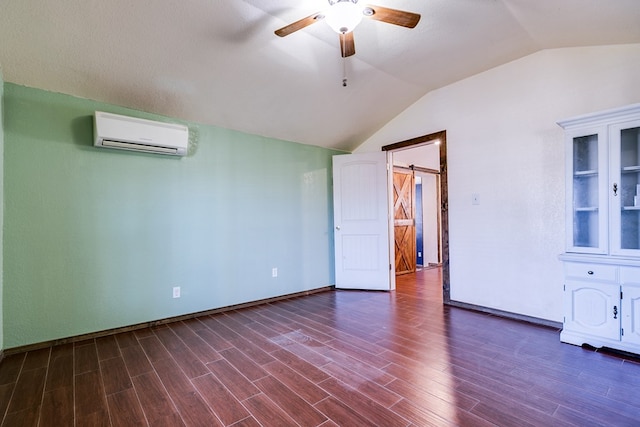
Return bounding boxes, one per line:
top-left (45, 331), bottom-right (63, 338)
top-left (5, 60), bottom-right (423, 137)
top-left (1, 0), bottom-right (639, 151)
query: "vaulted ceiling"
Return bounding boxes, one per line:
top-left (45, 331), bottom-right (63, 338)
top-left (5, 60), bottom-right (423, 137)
top-left (1, 0), bottom-right (639, 151)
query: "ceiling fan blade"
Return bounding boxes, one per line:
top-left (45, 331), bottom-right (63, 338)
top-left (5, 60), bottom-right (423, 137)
top-left (340, 32), bottom-right (355, 57)
top-left (275, 12), bottom-right (324, 37)
top-left (364, 5), bottom-right (421, 28)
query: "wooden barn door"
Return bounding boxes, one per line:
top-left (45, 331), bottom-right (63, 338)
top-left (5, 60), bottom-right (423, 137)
top-left (393, 168), bottom-right (416, 275)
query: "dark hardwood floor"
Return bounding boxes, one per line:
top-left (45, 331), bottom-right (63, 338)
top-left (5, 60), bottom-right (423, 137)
top-left (1, 268), bottom-right (640, 426)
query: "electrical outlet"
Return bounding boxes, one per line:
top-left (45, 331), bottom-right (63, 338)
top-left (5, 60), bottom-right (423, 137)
top-left (472, 193), bottom-right (480, 205)
top-left (272, 267), bottom-right (278, 278)
top-left (173, 286), bottom-right (180, 298)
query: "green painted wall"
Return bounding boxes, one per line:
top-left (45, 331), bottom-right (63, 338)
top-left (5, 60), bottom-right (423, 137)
top-left (3, 84), bottom-right (340, 349)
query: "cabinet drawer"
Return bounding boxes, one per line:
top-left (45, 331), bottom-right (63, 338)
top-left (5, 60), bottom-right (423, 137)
top-left (565, 263), bottom-right (617, 282)
top-left (621, 267), bottom-right (640, 284)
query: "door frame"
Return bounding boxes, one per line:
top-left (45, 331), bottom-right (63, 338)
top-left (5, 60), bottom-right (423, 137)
top-left (382, 130), bottom-right (450, 304)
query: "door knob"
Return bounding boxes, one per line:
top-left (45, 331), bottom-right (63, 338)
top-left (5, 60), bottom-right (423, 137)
top-left (335, 226), bottom-right (341, 230)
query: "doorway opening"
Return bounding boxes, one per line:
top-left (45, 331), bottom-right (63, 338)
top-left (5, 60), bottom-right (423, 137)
top-left (382, 131), bottom-right (450, 303)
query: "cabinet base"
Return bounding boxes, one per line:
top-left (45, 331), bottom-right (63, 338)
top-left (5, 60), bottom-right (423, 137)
top-left (561, 329), bottom-right (640, 357)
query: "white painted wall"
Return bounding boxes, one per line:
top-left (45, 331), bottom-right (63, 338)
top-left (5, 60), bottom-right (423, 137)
top-left (356, 44), bottom-right (640, 322)
top-left (420, 172), bottom-right (440, 265)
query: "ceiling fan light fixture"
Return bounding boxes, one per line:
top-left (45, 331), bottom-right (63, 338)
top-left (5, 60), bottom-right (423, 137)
top-left (325, 0), bottom-right (364, 34)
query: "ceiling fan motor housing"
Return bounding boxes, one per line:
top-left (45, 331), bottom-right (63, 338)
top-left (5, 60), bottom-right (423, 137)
top-left (325, 0), bottom-right (364, 34)
top-left (328, 0), bottom-right (360, 5)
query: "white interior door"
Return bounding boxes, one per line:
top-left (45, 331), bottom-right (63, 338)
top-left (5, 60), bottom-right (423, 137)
top-left (333, 151), bottom-right (394, 290)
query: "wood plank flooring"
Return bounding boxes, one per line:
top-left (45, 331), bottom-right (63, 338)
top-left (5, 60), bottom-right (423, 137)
top-left (2, 268), bottom-right (640, 426)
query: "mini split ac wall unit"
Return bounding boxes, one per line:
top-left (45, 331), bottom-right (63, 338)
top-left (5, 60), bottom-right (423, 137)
top-left (94, 111), bottom-right (189, 156)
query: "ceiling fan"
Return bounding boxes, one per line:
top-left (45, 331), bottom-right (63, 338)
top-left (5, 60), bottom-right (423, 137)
top-left (274, 0), bottom-right (421, 58)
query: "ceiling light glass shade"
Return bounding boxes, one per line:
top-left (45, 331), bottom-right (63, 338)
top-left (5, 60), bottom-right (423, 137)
top-left (325, 1), bottom-right (364, 34)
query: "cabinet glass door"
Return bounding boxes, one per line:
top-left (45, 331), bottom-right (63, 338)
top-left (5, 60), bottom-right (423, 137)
top-left (567, 128), bottom-right (608, 253)
top-left (611, 119), bottom-right (640, 256)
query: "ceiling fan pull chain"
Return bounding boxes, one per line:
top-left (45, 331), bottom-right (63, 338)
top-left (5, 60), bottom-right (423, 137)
top-left (342, 54), bottom-right (348, 87)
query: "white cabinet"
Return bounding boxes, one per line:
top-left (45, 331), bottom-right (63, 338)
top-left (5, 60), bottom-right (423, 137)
top-left (561, 260), bottom-right (620, 345)
top-left (559, 103), bottom-right (640, 354)
top-left (621, 268), bottom-right (640, 347)
top-left (560, 259), bottom-right (640, 353)
top-left (563, 279), bottom-right (620, 341)
top-left (559, 103), bottom-right (640, 256)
